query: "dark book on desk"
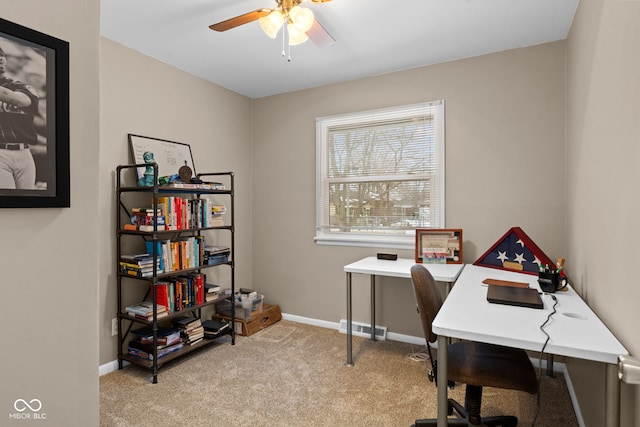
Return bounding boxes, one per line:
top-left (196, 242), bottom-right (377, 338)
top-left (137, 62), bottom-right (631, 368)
top-left (486, 285), bottom-right (543, 309)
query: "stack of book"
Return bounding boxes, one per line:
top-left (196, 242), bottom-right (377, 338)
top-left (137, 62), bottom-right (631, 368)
top-left (210, 204), bottom-right (227, 227)
top-left (172, 316), bottom-right (204, 346)
top-left (205, 283), bottom-right (221, 302)
top-left (127, 326), bottom-right (183, 361)
top-left (202, 319), bottom-right (230, 339)
top-left (125, 301), bottom-right (168, 321)
top-left (120, 253), bottom-right (162, 277)
top-left (203, 246), bottom-right (230, 266)
top-left (124, 208), bottom-right (166, 232)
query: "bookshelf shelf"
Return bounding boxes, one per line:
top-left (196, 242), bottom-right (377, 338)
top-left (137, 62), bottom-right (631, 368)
top-left (115, 165), bottom-right (235, 383)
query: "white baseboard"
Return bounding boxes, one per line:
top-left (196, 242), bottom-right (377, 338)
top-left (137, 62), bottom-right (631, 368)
top-left (99, 359), bottom-right (124, 376)
top-left (98, 312), bottom-right (584, 426)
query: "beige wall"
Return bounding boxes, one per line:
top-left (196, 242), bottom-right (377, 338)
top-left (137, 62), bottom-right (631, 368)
top-left (566, 1), bottom-right (640, 426)
top-left (7, 0), bottom-right (632, 424)
top-left (99, 38), bottom-right (254, 366)
top-left (1, 1), bottom-right (101, 426)
top-left (251, 42), bottom-right (566, 337)
top-left (98, 36), bottom-right (568, 384)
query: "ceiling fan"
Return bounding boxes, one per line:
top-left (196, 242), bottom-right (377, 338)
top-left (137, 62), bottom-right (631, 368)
top-left (209, 0), bottom-right (336, 48)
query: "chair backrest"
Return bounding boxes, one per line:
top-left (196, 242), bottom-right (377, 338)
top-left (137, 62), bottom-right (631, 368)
top-left (410, 264), bottom-right (443, 344)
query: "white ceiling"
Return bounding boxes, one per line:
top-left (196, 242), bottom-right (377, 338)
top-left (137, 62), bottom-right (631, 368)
top-left (101, 0), bottom-right (578, 99)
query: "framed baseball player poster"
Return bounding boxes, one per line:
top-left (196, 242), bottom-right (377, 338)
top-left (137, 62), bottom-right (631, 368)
top-left (0, 18), bottom-right (70, 208)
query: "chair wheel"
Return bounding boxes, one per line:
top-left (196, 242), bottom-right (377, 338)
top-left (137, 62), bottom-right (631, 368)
top-left (446, 403), bottom-right (453, 416)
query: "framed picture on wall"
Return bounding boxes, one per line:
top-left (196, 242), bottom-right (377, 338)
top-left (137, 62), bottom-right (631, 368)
top-left (0, 17), bottom-right (70, 208)
top-left (415, 228), bottom-right (463, 264)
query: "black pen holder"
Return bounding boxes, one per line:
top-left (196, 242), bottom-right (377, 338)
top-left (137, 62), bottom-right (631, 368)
top-left (538, 271), bottom-right (563, 293)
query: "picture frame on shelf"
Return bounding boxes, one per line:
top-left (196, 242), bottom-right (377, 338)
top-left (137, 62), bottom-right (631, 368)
top-left (415, 228), bottom-right (463, 264)
top-left (128, 134), bottom-right (196, 185)
top-left (0, 17), bottom-right (70, 208)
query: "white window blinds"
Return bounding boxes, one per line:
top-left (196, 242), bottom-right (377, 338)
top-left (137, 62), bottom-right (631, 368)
top-left (315, 100), bottom-right (445, 249)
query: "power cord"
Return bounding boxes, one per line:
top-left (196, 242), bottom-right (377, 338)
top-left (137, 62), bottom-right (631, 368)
top-left (406, 344), bottom-right (431, 363)
top-left (406, 351), bottom-right (431, 362)
top-left (531, 293), bottom-right (558, 427)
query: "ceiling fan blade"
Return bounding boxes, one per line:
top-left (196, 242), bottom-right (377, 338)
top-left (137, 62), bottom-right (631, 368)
top-left (307, 19), bottom-right (336, 48)
top-left (310, 0), bottom-right (333, 3)
top-left (209, 9), bottom-right (271, 32)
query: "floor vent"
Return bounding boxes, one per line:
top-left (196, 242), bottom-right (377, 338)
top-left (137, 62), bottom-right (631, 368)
top-left (338, 319), bottom-right (387, 340)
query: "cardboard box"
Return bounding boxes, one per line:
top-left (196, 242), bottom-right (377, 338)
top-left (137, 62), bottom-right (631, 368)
top-left (213, 303), bottom-right (281, 336)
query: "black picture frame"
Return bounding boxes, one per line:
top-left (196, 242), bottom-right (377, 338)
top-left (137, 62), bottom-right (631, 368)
top-left (0, 18), bottom-right (70, 208)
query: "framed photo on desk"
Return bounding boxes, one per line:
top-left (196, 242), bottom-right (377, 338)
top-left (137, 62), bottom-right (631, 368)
top-left (415, 228), bottom-right (463, 264)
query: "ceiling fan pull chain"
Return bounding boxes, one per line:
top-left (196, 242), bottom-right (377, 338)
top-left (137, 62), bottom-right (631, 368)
top-left (284, 21), bottom-right (292, 62)
top-left (281, 22), bottom-right (286, 58)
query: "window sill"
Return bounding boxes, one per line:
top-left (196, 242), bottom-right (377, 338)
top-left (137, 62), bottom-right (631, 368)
top-left (314, 233), bottom-right (415, 250)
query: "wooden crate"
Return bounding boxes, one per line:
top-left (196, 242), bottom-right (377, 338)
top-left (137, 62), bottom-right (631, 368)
top-left (213, 303), bottom-right (281, 336)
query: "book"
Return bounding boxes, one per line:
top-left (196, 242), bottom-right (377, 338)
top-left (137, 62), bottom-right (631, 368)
top-left (171, 316), bottom-right (202, 330)
top-left (131, 326), bottom-right (181, 346)
top-left (120, 256), bottom-right (156, 266)
top-left (125, 301), bottom-right (155, 315)
top-left (131, 208), bottom-right (162, 214)
top-left (145, 241), bottom-right (165, 272)
top-left (120, 253), bottom-right (154, 261)
top-left (181, 325), bottom-right (205, 344)
top-left (204, 283), bottom-right (220, 293)
top-left (205, 292), bottom-right (219, 302)
top-left (186, 337), bottom-right (204, 346)
top-left (202, 319), bottom-right (229, 334)
top-left (119, 262), bottom-right (162, 277)
top-left (128, 340), bottom-right (183, 360)
top-left (125, 301), bottom-right (168, 320)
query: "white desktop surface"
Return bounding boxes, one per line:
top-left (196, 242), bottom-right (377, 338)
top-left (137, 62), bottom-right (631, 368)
top-left (344, 256), bottom-right (463, 282)
top-left (432, 264), bottom-right (627, 364)
top-left (343, 257), bottom-right (463, 366)
top-left (432, 264), bottom-right (628, 427)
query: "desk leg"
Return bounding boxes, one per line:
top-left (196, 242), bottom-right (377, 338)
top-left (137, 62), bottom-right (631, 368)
top-left (604, 364), bottom-right (620, 427)
top-left (437, 334), bottom-right (448, 427)
top-left (546, 354), bottom-right (555, 377)
top-left (371, 274), bottom-right (376, 341)
top-left (346, 272), bottom-right (353, 367)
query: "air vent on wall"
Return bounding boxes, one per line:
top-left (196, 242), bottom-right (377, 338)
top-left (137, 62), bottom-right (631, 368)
top-left (338, 319), bottom-right (387, 340)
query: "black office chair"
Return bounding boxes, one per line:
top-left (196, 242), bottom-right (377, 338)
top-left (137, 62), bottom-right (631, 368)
top-left (410, 264), bottom-right (538, 426)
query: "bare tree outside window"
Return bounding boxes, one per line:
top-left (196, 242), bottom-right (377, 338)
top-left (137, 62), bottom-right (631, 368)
top-left (316, 101), bottom-right (445, 248)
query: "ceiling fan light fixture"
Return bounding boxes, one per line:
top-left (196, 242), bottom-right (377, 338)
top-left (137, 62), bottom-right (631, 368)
top-left (289, 6), bottom-right (314, 33)
top-left (287, 23), bottom-right (309, 46)
top-left (259, 10), bottom-right (284, 38)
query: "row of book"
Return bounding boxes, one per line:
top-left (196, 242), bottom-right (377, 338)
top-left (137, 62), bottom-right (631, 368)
top-left (127, 317), bottom-right (230, 361)
top-left (145, 237), bottom-right (204, 273)
top-left (155, 273), bottom-right (206, 313)
top-left (125, 198), bottom-right (226, 232)
top-left (125, 282), bottom-right (225, 321)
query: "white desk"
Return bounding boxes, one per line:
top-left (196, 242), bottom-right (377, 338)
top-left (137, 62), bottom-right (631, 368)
top-left (343, 257), bottom-right (464, 366)
top-left (432, 264), bottom-right (628, 427)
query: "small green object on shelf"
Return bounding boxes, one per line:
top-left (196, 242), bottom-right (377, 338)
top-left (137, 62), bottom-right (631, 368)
top-left (138, 151), bottom-right (157, 187)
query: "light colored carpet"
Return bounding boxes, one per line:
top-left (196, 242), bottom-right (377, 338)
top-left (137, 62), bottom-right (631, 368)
top-left (100, 320), bottom-right (578, 427)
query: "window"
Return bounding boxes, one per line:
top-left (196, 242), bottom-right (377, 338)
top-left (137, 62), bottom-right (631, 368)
top-left (315, 101), bottom-right (445, 249)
